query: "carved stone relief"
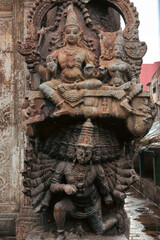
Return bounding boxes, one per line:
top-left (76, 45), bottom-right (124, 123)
top-left (16, 0), bottom-right (154, 239)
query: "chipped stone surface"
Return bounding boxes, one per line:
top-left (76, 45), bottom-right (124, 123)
top-left (0, 0), bottom-right (29, 236)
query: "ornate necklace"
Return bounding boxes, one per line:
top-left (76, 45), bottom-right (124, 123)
top-left (73, 164), bottom-right (91, 192)
top-left (62, 47), bottom-right (78, 57)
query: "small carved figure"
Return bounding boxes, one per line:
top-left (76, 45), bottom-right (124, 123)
top-left (38, 5), bottom-right (102, 117)
top-left (50, 119), bottom-right (122, 240)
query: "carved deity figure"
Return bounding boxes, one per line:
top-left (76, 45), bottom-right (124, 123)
top-left (50, 119), bottom-right (122, 240)
top-left (100, 30), bottom-right (137, 86)
top-left (99, 30), bottom-right (143, 114)
top-left (38, 5), bottom-right (102, 117)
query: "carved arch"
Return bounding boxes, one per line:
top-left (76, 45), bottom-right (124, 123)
top-left (104, 0), bottom-right (139, 39)
top-left (24, 0), bottom-right (140, 43)
top-left (17, 0), bottom-right (146, 78)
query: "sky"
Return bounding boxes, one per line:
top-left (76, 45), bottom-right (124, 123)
top-left (121, 0), bottom-right (160, 64)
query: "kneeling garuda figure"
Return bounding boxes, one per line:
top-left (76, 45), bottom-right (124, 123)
top-left (50, 119), bottom-right (124, 240)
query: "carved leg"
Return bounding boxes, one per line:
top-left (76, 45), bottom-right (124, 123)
top-left (54, 198), bottom-right (75, 240)
top-left (58, 79), bottom-right (102, 92)
top-left (75, 79), bottom-right (102, 90)
top-left (88, 209), bottom-right (118, 234)
top-left (52, 101), bottom-right (69, 117)
top-left (88, 208), bottom-right (104, 234)
top-left (102, 216), bottom-right (118, 232)
top-left (120, 97), bottom-right (133, 112)
top-left (88, 197), bottom-right (118, 234)
top-left (39, 82), bottom-right (62, 106)
top-left (39, 82), bottom-right (69, 117)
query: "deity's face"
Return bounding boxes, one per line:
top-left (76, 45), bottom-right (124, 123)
top-left (113, 44), bottom-right (123, 58)
top-left (76, 145), bottom-right (93, 165)
top-left (65, 25), bottom-right (80, 45)
top-left (93, 147), bottom-right (101, 162)
top-left (101, 149), bottom-right (108, 161)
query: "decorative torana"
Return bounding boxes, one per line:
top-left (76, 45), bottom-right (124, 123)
top-left (18, 0), bottom-right (154, 239)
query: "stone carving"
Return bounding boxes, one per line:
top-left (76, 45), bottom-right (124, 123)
top-left (38, 4), bottom-right (102, 117)
top-left (50, 119), bottom-right (125, 240)
top-left (17, 0), bottom-right (154, 239)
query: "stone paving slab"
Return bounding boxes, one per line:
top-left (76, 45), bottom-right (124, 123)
top-left (26, 235), bottom-right (128, 240)
top-left (125, 186), bottom-right (160, 240)
top-left (65, 235), bottom-right (128, 240)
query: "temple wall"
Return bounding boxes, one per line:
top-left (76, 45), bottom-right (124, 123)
top-left (0, 0), bottom-right (33, 236)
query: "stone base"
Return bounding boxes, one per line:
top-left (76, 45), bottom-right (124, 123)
top-left (16, 206), bottom-right (40, 240)
top-left (0, 213), bottom-right (18, 237)
top-left (26, 225), bottom-right (128, 240)
top-left (26, 233), bottom-right (128, 240)
top-left (26, 210), bottom-right (129, 240)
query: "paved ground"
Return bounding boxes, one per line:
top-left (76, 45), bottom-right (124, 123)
top-left (1, 186), bottom-right (160, 240)
top-left (125, 186), bottom-right (160, 240)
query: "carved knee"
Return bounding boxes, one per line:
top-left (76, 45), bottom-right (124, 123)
top-left (54, 202), bottom-right (66, 213)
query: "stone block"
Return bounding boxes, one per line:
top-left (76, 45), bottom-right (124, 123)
top-left (0, 213), bottom-right (18, 236)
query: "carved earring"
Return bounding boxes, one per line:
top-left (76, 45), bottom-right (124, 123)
top-left (77, 30), bottom-right (83, 47)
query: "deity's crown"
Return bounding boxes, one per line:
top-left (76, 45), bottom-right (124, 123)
top-left (76, 118), bottom-right (94, 147)
top-left (65, 4), bottom-right (80, 29)
top-left (114, 29), bottom-right (124, 46)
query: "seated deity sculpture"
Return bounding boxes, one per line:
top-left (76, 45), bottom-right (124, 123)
top-left (99, 30), bottom-right (143, 114)
top-left (99, 30), bottom-right (137, 87)
top-left (38, 5), bottom-right (102, 117)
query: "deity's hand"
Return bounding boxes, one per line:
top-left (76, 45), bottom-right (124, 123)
top-left (58, 83), bottom-right (71, 93)
top-left (99, 65), bottom-right (107, 75)
top-left (46, 55), bottom-right (57, 72)
top-left (84, 64), bottom-right (95, 78)
top-left (38, 27), bottom-right (47, 36)
top-left (63, 184), bottom-right (77, 195)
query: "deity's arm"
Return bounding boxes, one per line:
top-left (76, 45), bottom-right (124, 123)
top-left (50, 162), bottom-right (67, 193)
top-left (50, 162), bottom-right (77, 195)
top-left (83, 50), bottom-right (96, 79)
top-left (46, 50), bottom-right (59, 76)
top-left (94, 164), bottom-right (110, 196)
top-left (48, 50), bottom-right (59, 66)
top-left (126, 63), bottom-right (137, 83)
top-left (35, 63), bottom-right (49, 81)
top-left (35, 50), bottom-right (58, 81)
top-left (39, 50), bottom-right (62, 102)
top-left (85, 49), bottom-right (95, 66)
